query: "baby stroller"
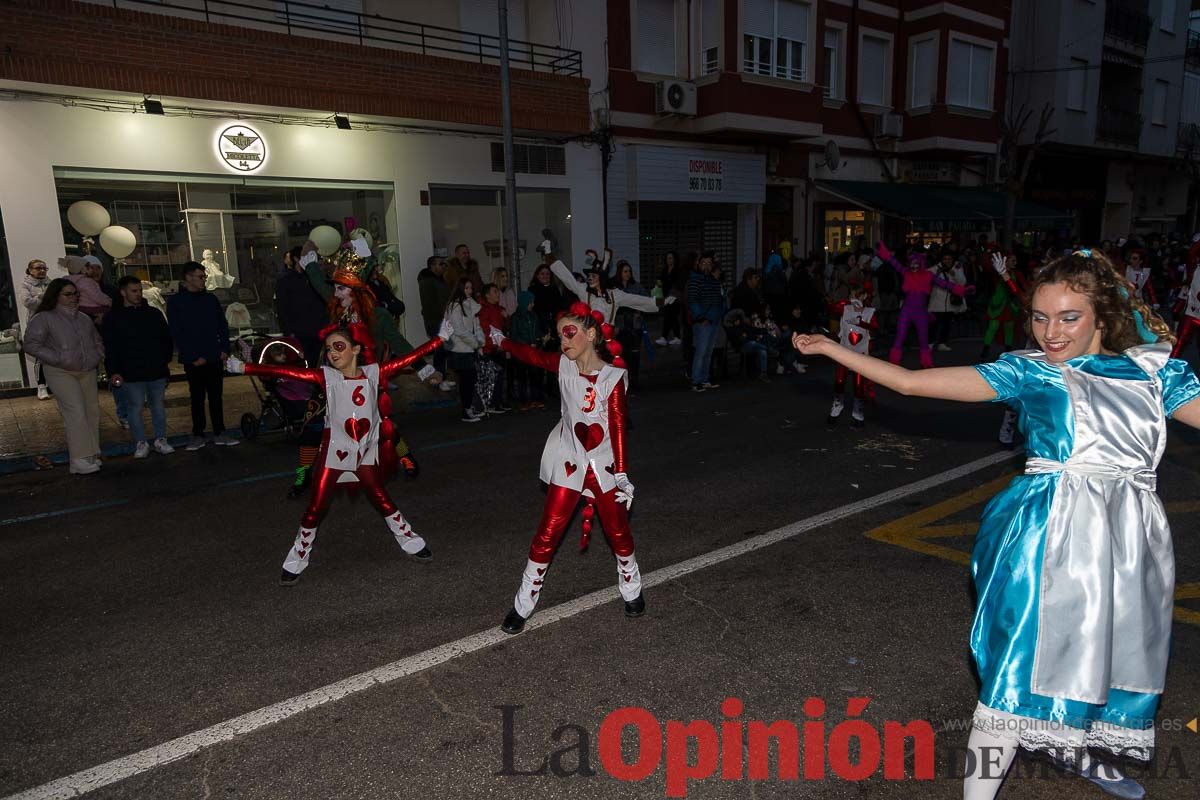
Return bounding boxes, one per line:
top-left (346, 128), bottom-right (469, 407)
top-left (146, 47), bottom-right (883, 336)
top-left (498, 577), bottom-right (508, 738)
top-left (235, 335), bottom-right (326, 441)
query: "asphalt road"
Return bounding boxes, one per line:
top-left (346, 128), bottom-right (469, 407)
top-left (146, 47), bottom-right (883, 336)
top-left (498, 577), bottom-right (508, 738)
top-left (2, 348), bottom-right (1198, 800)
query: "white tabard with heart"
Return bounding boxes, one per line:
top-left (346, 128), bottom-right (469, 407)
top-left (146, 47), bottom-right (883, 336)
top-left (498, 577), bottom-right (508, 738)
top-left (839, 302), bottom-right (876, 355)
top-left (538, 355), bottom-right (628, 497)
top-left (323, 363), bottom-right (380, 483)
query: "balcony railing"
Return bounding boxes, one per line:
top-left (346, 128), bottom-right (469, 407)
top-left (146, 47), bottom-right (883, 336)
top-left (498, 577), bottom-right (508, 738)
top-left (99, 0), bottom-right (583, 75)
top-left (1104, 1), bottom-right (1152, 51)
top-left (1097, 106), bottom-right (1143, 146)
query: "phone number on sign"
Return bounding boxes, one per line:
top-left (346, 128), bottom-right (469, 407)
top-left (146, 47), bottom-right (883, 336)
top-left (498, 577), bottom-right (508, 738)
top-left (689, 177), bottom-right (722, 192)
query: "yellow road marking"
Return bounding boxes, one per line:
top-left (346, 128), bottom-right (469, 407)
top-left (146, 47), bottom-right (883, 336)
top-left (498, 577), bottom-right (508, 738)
top-left (865, 474), bottom-right (1200, 625)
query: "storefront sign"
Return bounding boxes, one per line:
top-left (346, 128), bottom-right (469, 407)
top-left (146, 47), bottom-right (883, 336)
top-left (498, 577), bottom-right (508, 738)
top-left (687, 159), bottom-right (724, 193)
top-left (215, 124), bottom-right (267, 173)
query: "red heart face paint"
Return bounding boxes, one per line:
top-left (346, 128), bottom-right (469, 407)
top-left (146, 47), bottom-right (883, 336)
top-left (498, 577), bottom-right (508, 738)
top-left (560, 324), bottom-right (579, 339)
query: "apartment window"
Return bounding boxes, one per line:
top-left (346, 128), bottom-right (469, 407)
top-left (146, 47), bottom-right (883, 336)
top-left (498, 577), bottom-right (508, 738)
top-left (1161, 0), bottom-right (1176, 33)
top-left (823, 28), bottom-right (843, 99)
top-left (1067, 58), bottom-right (1088, 111)
top-left (700, 0), bottom-right (720, 75)
top-left (636, 0), bottom-right (676, 75)
top-left (859, 33), bottom-right (890, 107)
top-left (743, 0), bottom-right (811, 82)
top-left (1152, 80), bottom-right (1169, 125)
top-left (910, 37), bottom-right (936, 108)
top-left (490, 143), bottom-right (567, 175)
top-left (947, 37), bottom-right (994, 110)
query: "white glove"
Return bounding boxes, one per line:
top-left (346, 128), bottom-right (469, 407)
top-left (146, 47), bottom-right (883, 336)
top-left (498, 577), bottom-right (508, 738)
top-left (299, 251), bottom-right (318, 268)
top-left (663, 295), bottom-right (678, 306)
top-left (991, 252), bottom-right (1007, 276)
top-left (489, 328), bottom-right (506, 349)
top-left (416, 364), bottom-right (436, 382)
top-left (225, 355), bottom-right (245, 374)
top-left (437, 318), bottom-right (454, 341)
top-left (613, 472), bottom-right (635, 510)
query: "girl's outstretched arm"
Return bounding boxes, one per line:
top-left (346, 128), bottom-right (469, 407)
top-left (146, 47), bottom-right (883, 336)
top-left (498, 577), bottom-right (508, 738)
top-left (792, 333), bottom-right (997, 402)
top-left (1173, 397), bottom-right (1200, 429)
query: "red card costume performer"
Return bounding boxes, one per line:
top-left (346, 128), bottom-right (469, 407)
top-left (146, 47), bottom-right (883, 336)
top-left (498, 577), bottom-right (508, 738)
top-left (492, 302), bottom-right (643, 633)
top-left (1171, 260), bottom-right (1200, 359)
top-left (827, 286), bottom-right (878, 426)
top-left (227, 321), bottom-right (448, 584)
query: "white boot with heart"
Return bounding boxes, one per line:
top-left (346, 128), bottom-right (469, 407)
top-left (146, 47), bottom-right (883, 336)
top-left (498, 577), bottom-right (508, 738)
top-left (513, 559), bottom-right (549, 618)
top-left (283, 525), bottom-right (318, 574)
top-left (385, 510), bottom-right (427, 555)
top-left (616, 552), bottom-right (642, 601)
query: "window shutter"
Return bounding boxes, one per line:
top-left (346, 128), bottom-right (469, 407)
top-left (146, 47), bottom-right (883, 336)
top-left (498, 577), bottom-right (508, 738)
top-left (860, 35), bottom-right (887, 106)
top-left (636, 0), bottom-right (677, 74)
top-left (911, 39), bottom-right (933, 107)
top-left (970, 44), bottom-right (992, 109)
top-left (777, 0), bottom-right (808, 44)
top-left (947, 39), bottom-right (969, 107)
top-left (743, 0), bottom-right (774, 39)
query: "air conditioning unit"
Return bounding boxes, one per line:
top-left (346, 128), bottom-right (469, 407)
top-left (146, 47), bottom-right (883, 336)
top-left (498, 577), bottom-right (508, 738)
top-left (875, 112), bottom-right (903, 139)
top-left (655, 80), bottom-right (697, 116)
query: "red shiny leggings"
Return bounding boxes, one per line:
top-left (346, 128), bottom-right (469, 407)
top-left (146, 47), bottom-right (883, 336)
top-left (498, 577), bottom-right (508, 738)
top-left (1173, 316), bottom-right (1199, 358)
top-left (529, 468), bottom-right (634, 564)
top-left (302, 464), bottom-right (397, 528)
top-left (834, 366), bottom-right (867, 399)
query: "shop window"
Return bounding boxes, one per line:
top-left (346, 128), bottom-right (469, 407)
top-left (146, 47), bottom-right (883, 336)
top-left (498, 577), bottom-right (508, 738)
top-left (490, 143), bottom-right (567, 175)
top-left (823, 208), bottom-right (875, 256)
top-left (428, 186), bottom-right (572, 287)
top-left (54, 175), bottom-right (393, 339)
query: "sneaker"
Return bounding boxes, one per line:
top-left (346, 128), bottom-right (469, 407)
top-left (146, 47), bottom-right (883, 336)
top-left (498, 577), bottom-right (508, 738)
top-left (406, 546), bottom-right (433, 563)
top-left (87, 454), bottom-right (103, 466)
top-left (487, 405), bottom-right (508, 415)
top-left (118, 418), bottom-right (130, 430)
top-left (153, 438), bottom-right (175, 455)
top-left (937, 343), bottom-right (952, 352)
top-left (775, 364), bottom-right (785, 375)
top-left (668, 337), bottom-right (682, 346)
top-left (133, 441), bottom-right (150, 459)
top-left (213, 433), bottom-right (240, 446)
top-left (792, 362), bottom-right (807, 374)
top-left (36, 385), bottom-right (50, 401)
top-left (279, 568), bottom-right (301, 587)
top-left (701, 382), bottom-right (720, 390)
top-left (501, 607), bottom-right (527, 635)
top-left (438, 381), bottom-right (455, 392)
top-left (399, 453), bottom-right (420, 479)
top-left (692, 384), bottom-right (706, 393)
top-left (69, 458), bottom-right (100, 475)
top-left (184, 435), bottom-right (207, 451)
top-left (461, 410), bottom-right (483, 423)
top-left (654, 336), bottom-right (668, 346)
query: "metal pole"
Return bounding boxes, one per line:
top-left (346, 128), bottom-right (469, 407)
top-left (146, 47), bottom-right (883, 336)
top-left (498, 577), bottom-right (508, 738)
top-left (498, 0), bottom-right (522, 286)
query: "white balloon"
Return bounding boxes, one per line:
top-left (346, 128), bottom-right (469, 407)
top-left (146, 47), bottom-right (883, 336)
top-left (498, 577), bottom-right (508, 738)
top-left (67, 201), bottom-right (111, 236)
top-left (310, 225), bottom-right (343, 257)
top-left (99, 225), bottom-right (137, 258)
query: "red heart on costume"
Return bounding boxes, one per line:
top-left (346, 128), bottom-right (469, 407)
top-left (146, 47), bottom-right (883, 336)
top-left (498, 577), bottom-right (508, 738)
top-left (605, 464), bottom-right (615, 475)
top-left (536, 568), bottom-right (546, 576)
top-left (848, 331), bottom-right (863, 346)
top-left (564, 461), bottom-right (577, 477)
top-left (533, 579), bottom-right (543, 586)
top-left (531, 590), bottom-right (539, 597)
top-left (619, 559), bottom-right (629, 566)
top-left (574, 421), bottom-right (604, 451)
top-left (336, 449), bottom-right (349, 461)
top-left (302, 530), bottom-right (312, 539)
top-left (298, 549), bottom-right (307, 558)
top-left (344, 417), bottom-right (370, 441)
top-left (624, 575), bottom-right (631, 582)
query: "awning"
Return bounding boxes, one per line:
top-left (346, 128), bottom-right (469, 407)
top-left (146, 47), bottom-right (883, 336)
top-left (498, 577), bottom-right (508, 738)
top-left (815, 180), bottom-right (1073, 233)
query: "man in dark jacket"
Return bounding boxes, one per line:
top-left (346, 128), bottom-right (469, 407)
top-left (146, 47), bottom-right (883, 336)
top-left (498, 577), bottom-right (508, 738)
top-left (687, 252), bottom-right (725, 392)
top-left (103, 276), bottom-right (176, 458)
top-left (168, 261), bottom-right (236, 450)
top-left (418, 255), bottom-right (452, 380)
top-left (274, 247), bottom-right (328, 368)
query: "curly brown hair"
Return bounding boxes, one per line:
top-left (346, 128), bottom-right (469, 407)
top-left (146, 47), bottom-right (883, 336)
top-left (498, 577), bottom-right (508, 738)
top-left (1026, 250), bottom-right (1174, 352)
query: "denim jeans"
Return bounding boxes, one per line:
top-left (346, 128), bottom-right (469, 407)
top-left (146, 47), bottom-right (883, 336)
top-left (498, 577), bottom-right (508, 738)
top-left (691, 321), bottom-right (718, 384)
top-left (123, 378), bottom-right (168, 442)
top-left (741, 341), bottom-right (768, 374)
top-left (113, 383), bottom-right (131, 424)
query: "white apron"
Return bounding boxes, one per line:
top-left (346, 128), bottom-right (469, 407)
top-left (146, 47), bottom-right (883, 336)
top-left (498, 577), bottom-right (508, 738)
top-left (322, 363), bottom-right (380, 484)
top-left (538, 356), bottom-right (628, 497)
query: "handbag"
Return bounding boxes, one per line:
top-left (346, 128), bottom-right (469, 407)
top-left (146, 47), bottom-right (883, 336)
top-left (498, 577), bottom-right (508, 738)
top-left (474, 353), bottom-right (498, 408)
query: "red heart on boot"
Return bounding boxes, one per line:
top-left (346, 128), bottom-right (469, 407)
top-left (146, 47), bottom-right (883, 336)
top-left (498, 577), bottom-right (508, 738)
top-left (536, 568), bottom-right (546, 576)
top-left (344, 417), bottom-right (370, 441)
top-left (574, 421), bottom-right (604, 451)
top-left (619, 559), bottom-right (629, 566)
top-left (531, 590), bottom-right (539, 597)
top-left (848, 331), bottom-right (863, 346)
top-left (298, 549), bottom-right (307, 558)
top-left (564, 461), bottom-right (577, 477)
top-left (336, 449), bottom-right (349, 461)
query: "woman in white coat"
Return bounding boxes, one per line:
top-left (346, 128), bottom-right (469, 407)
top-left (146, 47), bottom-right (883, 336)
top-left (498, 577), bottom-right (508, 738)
top-left (550, 248), bottom-right (673, 324)
top-left (443, 277), bottom-right (485, 423)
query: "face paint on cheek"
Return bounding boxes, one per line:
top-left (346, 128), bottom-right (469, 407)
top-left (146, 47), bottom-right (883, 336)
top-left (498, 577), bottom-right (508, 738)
top-left (560, 325), bottom-right (578, 339)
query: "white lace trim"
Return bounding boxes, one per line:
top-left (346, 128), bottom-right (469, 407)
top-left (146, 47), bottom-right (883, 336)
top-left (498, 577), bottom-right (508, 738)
top-left (971, 703), bottom-right (1153, 762)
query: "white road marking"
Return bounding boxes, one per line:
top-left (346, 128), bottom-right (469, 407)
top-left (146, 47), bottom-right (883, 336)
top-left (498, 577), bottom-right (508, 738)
top-left (4, 450), bottom-right (1017, 800)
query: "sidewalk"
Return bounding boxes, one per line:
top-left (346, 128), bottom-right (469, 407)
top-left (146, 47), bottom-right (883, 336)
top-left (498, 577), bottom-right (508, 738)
top-left (0, 374), bottom-right (457, 475)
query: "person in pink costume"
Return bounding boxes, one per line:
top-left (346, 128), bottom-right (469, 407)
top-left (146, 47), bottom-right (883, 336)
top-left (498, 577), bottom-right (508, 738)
top-left (877, 242), bottom-right (971, 368)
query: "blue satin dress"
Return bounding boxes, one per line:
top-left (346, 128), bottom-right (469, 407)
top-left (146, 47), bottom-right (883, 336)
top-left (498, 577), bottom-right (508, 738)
top-left (971, 343), bottom-right (1199, 758)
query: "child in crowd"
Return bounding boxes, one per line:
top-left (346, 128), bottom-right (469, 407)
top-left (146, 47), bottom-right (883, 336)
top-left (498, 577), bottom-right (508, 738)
top-left (63, 255), bottom-right (112, 323)
top-left (477, 283), bottom-right (511, 414)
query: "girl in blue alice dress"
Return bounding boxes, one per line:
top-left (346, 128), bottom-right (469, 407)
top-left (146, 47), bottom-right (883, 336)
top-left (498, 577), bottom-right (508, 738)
top-left (793, 249), bottom-right (1200, 800)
